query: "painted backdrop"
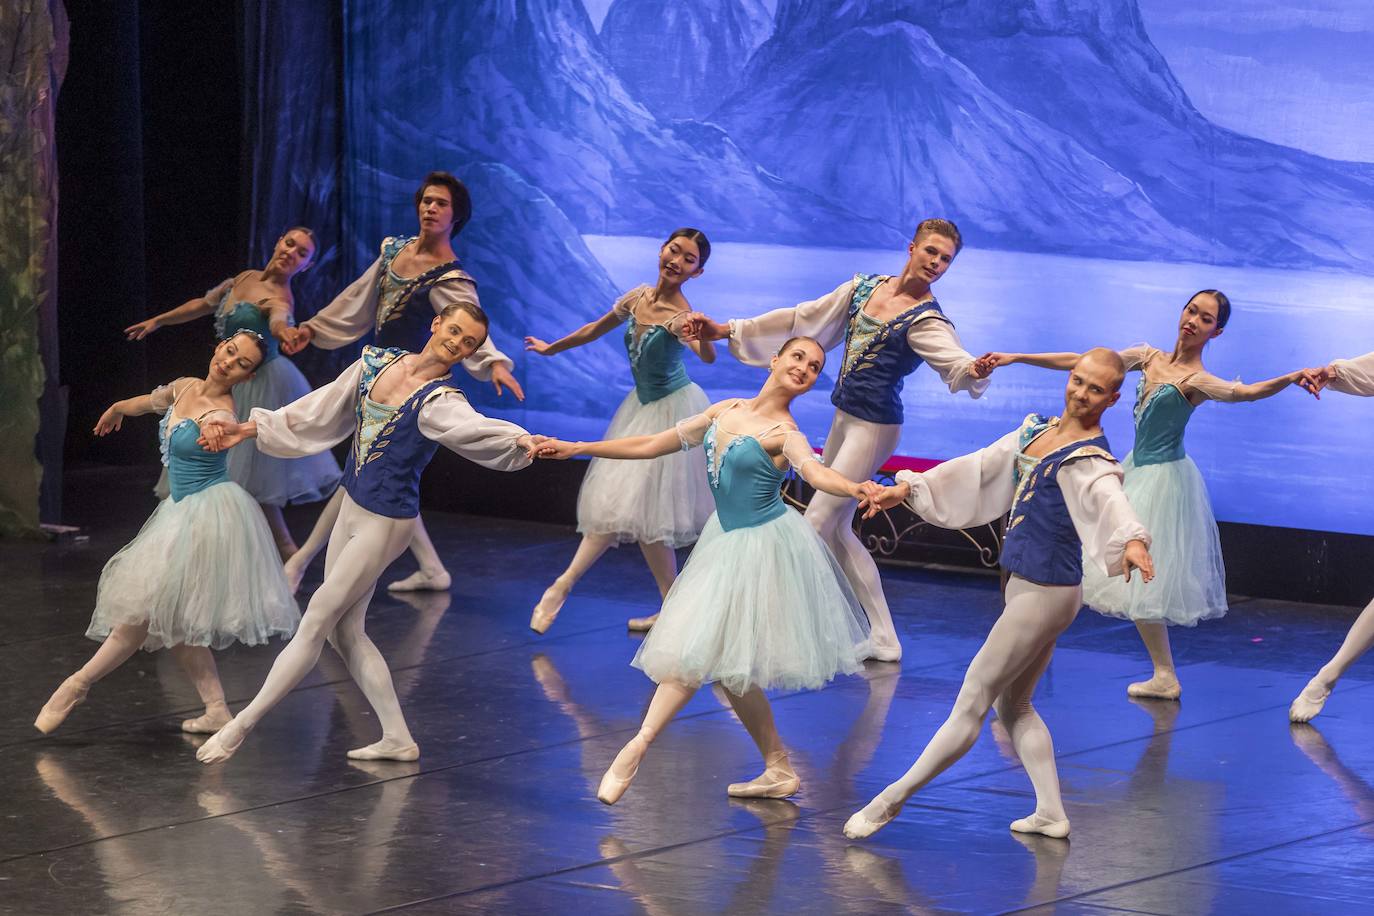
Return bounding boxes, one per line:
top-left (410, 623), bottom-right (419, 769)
top-left (288, 0), bottom-right (1374, 535)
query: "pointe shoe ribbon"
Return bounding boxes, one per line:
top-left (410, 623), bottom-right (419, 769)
top-left (530, 585), bottom-right (567, 635)
top-left (34, 675), bottom-right (91, 735)
top-left (726, 770), bottom-right (801, 799)
top-left (1009, 812), bottom-right (1071, 838)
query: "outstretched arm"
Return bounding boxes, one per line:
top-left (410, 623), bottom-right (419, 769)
top-left (1325, 351), bottom-right (1374, 396)
top-left (787, 434), bottom-right (867, 500)
top-left (524, 308), bottom-right (622, 356)
top-left (1191, 369), bottom-right (1313, 403)
top-left (536, 426), bottom-right (687, 461)
top-left (203, 359), bottom-right (364, 455)
top-left (908, 317), bottom-right (990, 397)
top-left (682, 279), bottom-right (854, 366)
top-left (124, 279), bottom-right (231, 340)
top-left (861, 430), bottom-right (1020, 529)
top-left (288, 257), bottom-right (384, 353)
top-left (977, 351), bottom-right (1082, 374)
top-left (93, 380), bottom-right (185, 435)
top-left (417, 392), bottom-right (535, 472)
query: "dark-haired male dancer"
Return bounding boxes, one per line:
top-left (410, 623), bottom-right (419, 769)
top-left (685, 219), bottom-right (990, 660)
top-left (281, 171), bottom-right (524, 592)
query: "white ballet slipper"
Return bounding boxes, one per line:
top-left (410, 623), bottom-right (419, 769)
top-left (1009, 812), bottom-right (1071, 838)
top-left (387, 569), bottom-right (451, 592)
top-left (346, 739), bottom-right (420, 762)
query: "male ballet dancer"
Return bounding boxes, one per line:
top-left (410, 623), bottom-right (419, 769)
top-left (280, 171), bottom-right (523, 592)
top-left (683, 219), bottom-right (990, 660)
top-left (845, 349), bottom-right (1153, 840)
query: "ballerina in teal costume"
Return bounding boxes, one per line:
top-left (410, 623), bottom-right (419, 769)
top-left (35, 332), bottom-right (298, 737)
top-left (124, 227), bottom-right (341, 556)
top-left (981, 290), bottom-right (1313, 699)
top-left (534, 337), bottom-right (873, 805)
top-left (524, 229), bottom-right (716, 634)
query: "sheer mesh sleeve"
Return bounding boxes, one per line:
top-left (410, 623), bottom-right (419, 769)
top-left (148, 382), bottom-right (177, 413)
top-left (612, 286), bottom-right (645, 321)
top-left (780, 429), bottom-right (819, 470)
top-left (1187, 371), bottom-right (1243, 403)
top-left (1118, 344), bottom-right (1154, 372)
top-left (675, 412), bottom-right (714, 451)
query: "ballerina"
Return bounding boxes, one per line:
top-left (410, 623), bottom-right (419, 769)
top-left (279, 172), bottom-right (524, 594)
top-left (844, 349), bottom-right (1153, 841)
top-left (124, 227), bottom-right (341, 557)
top-left (35, 331), bottom-right (298, 736)
top-left (681, 219), bottom-right (990, 661)
top-left (523, 228), bottom-right (716, 634)
top-left (534, 337), bottom-right (873, 805)
top-left (978, 290), bottom-right (1315, 700)
top-left (1290, 351), bottom-right (1374, 722)
top-left (193, 302), bottom-right (538, 765)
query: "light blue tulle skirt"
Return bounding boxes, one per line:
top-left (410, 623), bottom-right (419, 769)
top-left (227, 357), bottom-right (341, 506)
top-left (632, 507), bottom-right (871, 695)
top-left (1083, 453), bottom-right (1228, 627)
top-left (577, 383), bottom-right (714, 548)
top-left (87, 481), bottom-right (300, 651)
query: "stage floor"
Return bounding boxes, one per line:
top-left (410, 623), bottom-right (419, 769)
top-left (4, 468), bottom-right (1374, 915)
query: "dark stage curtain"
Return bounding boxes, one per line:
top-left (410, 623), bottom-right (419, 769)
top-left (0, 1), bottom-right (68, 536)
top-left (241, 0), bottom-right (355, 386)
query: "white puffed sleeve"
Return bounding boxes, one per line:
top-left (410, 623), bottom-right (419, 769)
top-left (416, 390), bottom-right (532, 472)
top-left (727, 278), bottom-right (856, 366)
top-left (674, 412), bottom-right (715, 451)
top-left (1329, 352), bottom-right (1374, 397)
top-left (895, 429), bottom-right (1020, 529)
top-left (300, 257), bottom-right (385, 349)
top-left (428, 279), bottom-right (514, 381)
top-left (780, 429), bottom-right (820, 471)
top-left (1059, 456), bottom-right (1151, 578)
top-left (906, 314), bottom-right (989, 398)
top-left (250, 360), bottom-right (364, 457)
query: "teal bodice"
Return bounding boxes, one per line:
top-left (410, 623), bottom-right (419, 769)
top-left (625, 319), bottom-right (691, 404)
top-left (215, 300), bottom-right (280, 362)
top-left (703, 422), bottom-right (787, 531)
top-left (1130, 377), bottom-right (1195, 466)
top-left (160, 414), bottom-right (229, 502)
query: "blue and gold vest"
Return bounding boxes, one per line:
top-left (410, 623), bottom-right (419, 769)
top-left (830, 273), bottom-right (950, 425)
top-left (342, 346), bottom-right (460, 519)
top-left (373, 236), bottom-right (477, 352)
top-left (1000, 414), bottom-right (1115, 587)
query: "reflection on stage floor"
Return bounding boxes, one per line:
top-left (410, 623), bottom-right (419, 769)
top-left (4, 467), bottom-right (1373, 914)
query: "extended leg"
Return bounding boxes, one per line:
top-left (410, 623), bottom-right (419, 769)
top-left (627, 541), bottom-right (677, 631)
top-left (598, 680), bottom-right (697, 804)
top-left (1128, 621), bottom-right (1181, 700)
top-left (171, 645), bottom-right (231, 734)
top-left (845, 580), bottom-right (1080, 838)
top-left (723, 687), bottom-right (798, 798)
top-left (198, 499), bottom-right (412, 763)
top-left (35, 622), bottom-right (151, 734)
top-left (283, 488), bottom-right (343, 594)
top-left (332, 585), bottom-right (419, 761)
top-left (995, 643), bottom-right (1070, 837)
top-left (805, 412), bottom-right (904, 661)
top-left (389, 514), bottom-right (452, 592)
top-left (531, 534), bottom-right (615, 633)
top-left (1292, 595), bottom-right (1374, 722)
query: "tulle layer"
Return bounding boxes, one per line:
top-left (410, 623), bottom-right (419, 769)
top-left (577, 383), bottom-right (713, 548)
top-left (227, 357), bottom-right (341, 506)
top-left (1083, 453), bottom-right (1227, 627)
top-left (632, 508), bottom-right (870, 695)
top-left (87, 481), bottom-right (300, 650)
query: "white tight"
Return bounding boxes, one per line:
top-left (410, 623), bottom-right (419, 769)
top-left (286, 488), bottom-right (448, 582)
top-left (233, 492), bottom-right (417, 745)
top-left (1313, 595), bottom-right (1374, 688)
top-left (869, 578), bottom-right (1081, 821)
top-left (806, 411), bottom-right (902, 650)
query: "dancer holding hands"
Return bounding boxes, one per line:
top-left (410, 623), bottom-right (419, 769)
top-left (978, 290), bottom-right (1315, 700)
top-left (194, 303), bottom-right (538, 765)
top-left (524, 228), bottom-right (716, 634)
top-left (535, 337), bottom-right (872, 805)
top-left (682, 219), bottom-right (990, 661)
top-left (35, 332), bottom-right (298, 736)
top-left (124, 227), bottom-right (341, 556)
top-left (845, 349), bottom-right (1152, 841)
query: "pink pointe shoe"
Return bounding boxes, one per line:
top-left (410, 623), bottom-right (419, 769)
top-left (597, 735), bottom-right (647, 805)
